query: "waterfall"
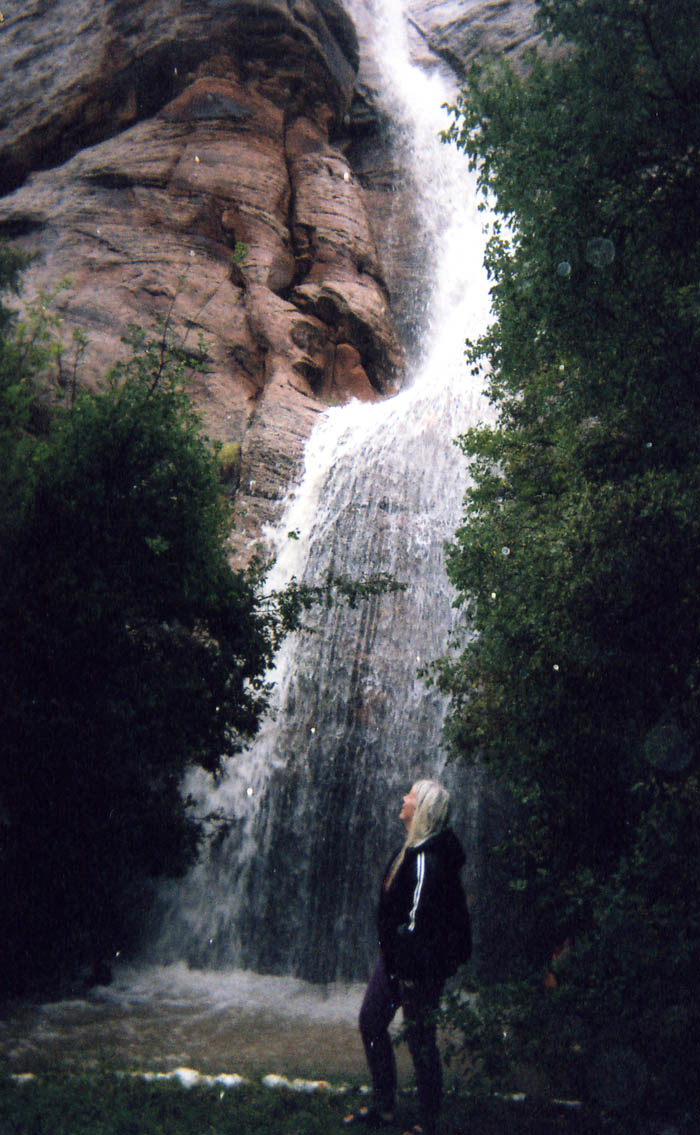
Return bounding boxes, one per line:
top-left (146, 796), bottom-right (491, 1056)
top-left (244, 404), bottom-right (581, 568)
top-left (148, 0), bottom-right (493, 984)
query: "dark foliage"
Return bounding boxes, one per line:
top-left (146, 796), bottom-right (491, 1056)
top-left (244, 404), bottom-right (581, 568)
top-left (436, 1), bottom-right (700, 1127)
top-left (0, 260), bottom-right (277, 996)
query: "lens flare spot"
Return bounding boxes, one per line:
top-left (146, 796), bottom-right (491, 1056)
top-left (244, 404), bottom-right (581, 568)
top-left (585, 237), bottom-right (615, 268)
top-left (643, 718), bottom-right (692, 773)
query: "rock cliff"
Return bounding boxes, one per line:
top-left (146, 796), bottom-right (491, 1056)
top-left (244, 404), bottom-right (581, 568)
top-left (0, 0), bottom-right (538, 559)
top-left (406, 0), bottom-right (540, 74)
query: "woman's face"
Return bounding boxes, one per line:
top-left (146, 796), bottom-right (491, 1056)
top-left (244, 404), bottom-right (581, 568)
top-left (400, 785), bottom-right (418, 830)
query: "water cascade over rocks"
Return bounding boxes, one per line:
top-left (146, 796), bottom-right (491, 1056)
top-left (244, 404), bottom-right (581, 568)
top-left (149, 0), bottom-right (494, 984)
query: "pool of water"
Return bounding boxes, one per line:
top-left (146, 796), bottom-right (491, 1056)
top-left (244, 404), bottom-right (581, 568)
top-left (0, 964), bottom-right (413, 1085)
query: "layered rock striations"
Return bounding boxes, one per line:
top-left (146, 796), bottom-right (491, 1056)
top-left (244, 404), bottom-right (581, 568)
top-left (0, 0), bottom-right (405, 558)
top-left (0, 0), bottom-right (539, 558)
top-left (406, 0), bottom-right (540, 75)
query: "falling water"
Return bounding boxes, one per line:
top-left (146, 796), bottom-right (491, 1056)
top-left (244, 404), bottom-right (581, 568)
top-left (147, 0), bottom-right (493, 984)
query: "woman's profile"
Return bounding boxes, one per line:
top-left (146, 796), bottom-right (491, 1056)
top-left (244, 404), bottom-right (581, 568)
top-left (344, 778), bottom-right (471, 1134)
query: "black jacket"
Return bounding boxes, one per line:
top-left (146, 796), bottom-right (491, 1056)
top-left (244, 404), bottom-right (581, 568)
top-left (377, 827), bottom-right (471, 982)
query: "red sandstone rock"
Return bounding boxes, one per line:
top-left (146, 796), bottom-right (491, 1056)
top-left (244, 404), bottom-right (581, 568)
top-left (331, 342), bottom-right (377, 403)
top-left (0, 2), bottom-right (402, 560)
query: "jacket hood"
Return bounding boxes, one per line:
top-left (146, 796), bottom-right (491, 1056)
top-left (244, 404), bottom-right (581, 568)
top-left (412, 826), bottom-right (465, 870)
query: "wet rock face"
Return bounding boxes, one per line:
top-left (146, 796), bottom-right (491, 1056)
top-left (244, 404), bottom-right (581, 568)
top-left (0, 0), bottom-right (360, 197)
top-left (406, 0), bottom-right (540, 74)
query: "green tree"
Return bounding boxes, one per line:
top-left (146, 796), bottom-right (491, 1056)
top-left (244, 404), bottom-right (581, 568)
top-left (437, 1), bottom-right (700, 1124)
top-left (0, 245), bottom-right (52, 520)
top-left (0, 275), bottom-right (280, 995)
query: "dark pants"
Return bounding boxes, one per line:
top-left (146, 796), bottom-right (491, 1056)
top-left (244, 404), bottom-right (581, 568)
top-left (359, 955), bottom-right (444, 1130)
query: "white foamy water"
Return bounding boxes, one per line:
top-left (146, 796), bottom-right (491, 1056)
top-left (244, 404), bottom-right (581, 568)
top-left (101, 963), bottom-right (364, 1022)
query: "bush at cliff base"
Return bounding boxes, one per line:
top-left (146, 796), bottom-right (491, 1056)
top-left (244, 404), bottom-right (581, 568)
top-left (0, 258), bottom-right (278, 997)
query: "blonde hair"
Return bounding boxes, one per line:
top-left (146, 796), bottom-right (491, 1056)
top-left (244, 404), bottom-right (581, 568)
top-left (386, 779), bottom-right (451, 888)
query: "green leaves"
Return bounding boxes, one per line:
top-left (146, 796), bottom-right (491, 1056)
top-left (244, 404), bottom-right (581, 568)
top-left (439, 3), bottom-right (700, 1115)
top-left (442, 0), bottom-right (700, 809)
top-left (0, 291), bottom-right (279, 994)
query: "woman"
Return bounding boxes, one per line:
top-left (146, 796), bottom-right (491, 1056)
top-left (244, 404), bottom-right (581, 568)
top-left (344, 779), bottom-right (471, 1134)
